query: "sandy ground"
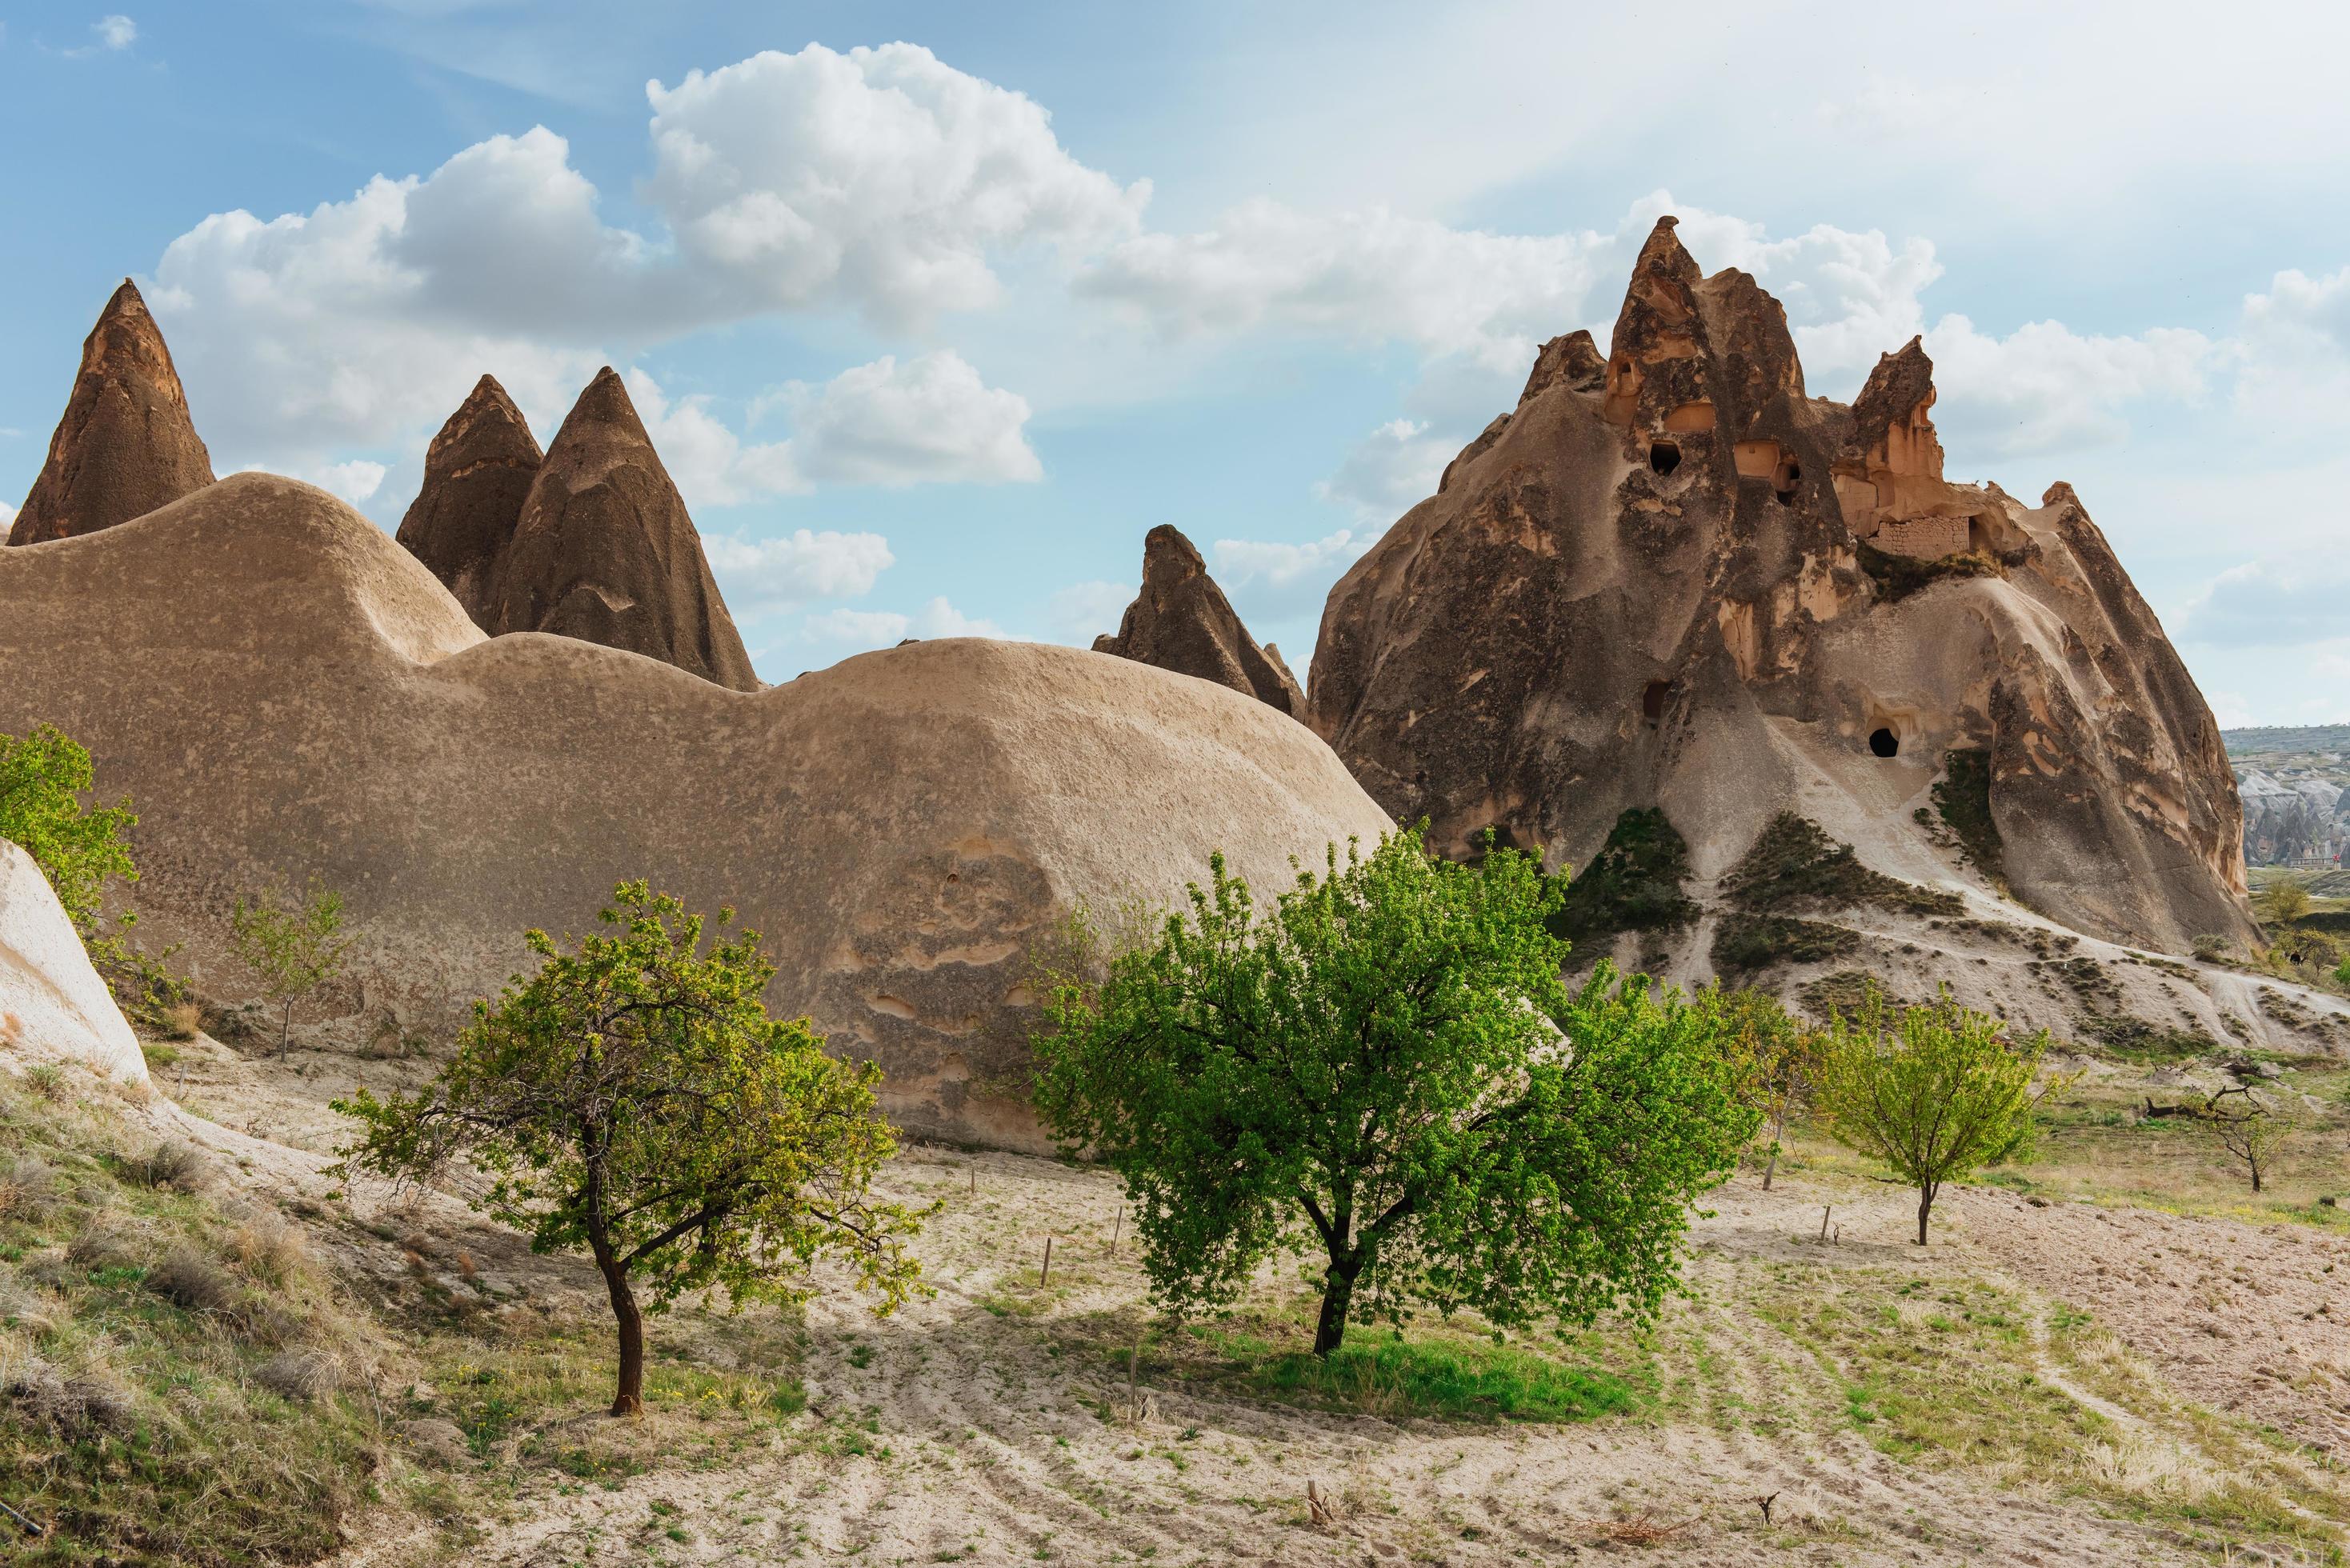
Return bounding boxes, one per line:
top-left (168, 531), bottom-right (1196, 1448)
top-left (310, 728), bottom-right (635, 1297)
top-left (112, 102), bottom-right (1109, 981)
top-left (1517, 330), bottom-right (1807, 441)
top-left (298, 1138), bottom-right (2343, 1568)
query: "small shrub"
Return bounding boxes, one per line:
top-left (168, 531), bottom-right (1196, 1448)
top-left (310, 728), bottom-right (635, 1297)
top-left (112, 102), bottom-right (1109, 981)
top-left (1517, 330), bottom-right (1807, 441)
top-left (2192, 934), bottom-right (2233, 962)
top-left (0, 1154), bottom-right (58, 1221)
top-left (132, 1138), bottom-right (217, 1193)
top-left (68, 1218), bottom-right (147, 1274)
top-left (146, 1243), bottom-right (240, 1315)
top-left (1856, 541), bottom-right (2007, 603)
top-left (1711, 913), bottom-right (1859, 973)
top-left (24, 1063), bottom-right (68, 1100)
top-left (1930, 748), bottom-right (2006, 886)
top-left (255, 1349), bottom-right (342, 1403)
top-left (2, 1354), bottom-right (138, 1438)
top-left (231, 1216), bottom-right (310, 1284)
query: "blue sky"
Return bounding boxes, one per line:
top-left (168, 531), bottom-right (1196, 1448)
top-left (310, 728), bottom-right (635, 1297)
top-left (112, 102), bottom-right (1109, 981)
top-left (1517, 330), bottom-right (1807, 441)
top-left (4, 2), bottom-right (2348, 722)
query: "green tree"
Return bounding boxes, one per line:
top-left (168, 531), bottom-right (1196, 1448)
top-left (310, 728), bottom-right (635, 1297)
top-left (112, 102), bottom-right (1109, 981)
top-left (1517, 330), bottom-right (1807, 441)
top-left (2198, 1085), bottom-right (2301, 1193)
top-left (230, 882), bottom-right (353, 1058)
top-left (1713, 987), bottom-right (1820, 1190)
top-left (1816, 986), bottom-right (2072, 1245)
top-left (1031, 829), bottom-right (1754, 1357)
top-left (335, 882), bottom-right (927, 1414)
top-left (0, 722), bottom-right (138, 934)
top-left (2260, 877), bottom-right (2313, 927)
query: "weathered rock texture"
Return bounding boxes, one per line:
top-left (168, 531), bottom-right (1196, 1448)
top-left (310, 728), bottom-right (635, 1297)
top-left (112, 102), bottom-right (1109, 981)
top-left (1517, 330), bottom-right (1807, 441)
top-left (0, 840), bottom-right (149, 1085)
top-left (0, 474), bottom-right (1388, 1149)
top-left (486, 368), bottom-right (759, 692)
top-left (1094, 525), bottom-right (1306, 717)
top-left (394, 374), bottom-right (542, 630)
top-left (1310, 216), bottom-right (2252, 954)
top-left (7, 281), bottom-right (214, 546)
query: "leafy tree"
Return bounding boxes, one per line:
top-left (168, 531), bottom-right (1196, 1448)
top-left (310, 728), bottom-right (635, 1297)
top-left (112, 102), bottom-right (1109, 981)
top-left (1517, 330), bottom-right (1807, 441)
top-left (230, 882), bottom-right (353, 1058)
top-left (2260, 877), bottom-right (2313, 927)
top-left (0, 722), bottom-right (138, 934)
top-left (2196, 1084), bottom-right (2301, 1193)
top-left (1030, 828), bottom-right (1754, 1357)
top-left (1712, 987), bottom-right (1820, 1190)
top-left (1816, 985), bottom-right (2073, 1244)
top-left (335, 882), bottom-right (927, 1414)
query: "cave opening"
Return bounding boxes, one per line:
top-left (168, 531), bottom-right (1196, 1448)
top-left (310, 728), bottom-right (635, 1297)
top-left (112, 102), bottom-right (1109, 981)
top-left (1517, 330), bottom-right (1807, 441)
top-left (1649, 439), bottom-right (1681, 476)
top-left (1642, 680), bottom-right (1667, 723)
top-left (1773, 458), bottom-right (1802, 505)
top-left (1868, 726), bottom-right (1900, 758)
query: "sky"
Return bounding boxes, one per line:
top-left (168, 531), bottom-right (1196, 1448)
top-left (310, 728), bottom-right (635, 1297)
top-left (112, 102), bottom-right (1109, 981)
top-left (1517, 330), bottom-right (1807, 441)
top-left (2, 2), bottom-right (2347, 724)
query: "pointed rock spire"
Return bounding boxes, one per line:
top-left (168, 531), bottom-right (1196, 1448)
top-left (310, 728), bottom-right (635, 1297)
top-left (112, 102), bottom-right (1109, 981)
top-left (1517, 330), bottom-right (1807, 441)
top-left (396, 374), bottom-right (542, 630)
top-left (1519, 330), bottom-right (1608, 406)
top-left (1094, 525), bottom-right (1306, 718)
top-left (486, 367), bottom-right (760, 692)
top-left (8, 280), bottom-right (214, 546)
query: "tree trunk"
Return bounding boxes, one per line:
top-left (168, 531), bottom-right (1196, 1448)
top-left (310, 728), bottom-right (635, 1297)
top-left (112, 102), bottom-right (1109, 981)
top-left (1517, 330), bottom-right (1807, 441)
top-left (1915, 1183), bottom-right (1936, 1246)
top-left (594, 1246), bottom-right (646, 1415)
top-left (1312, 1258), bottom-right (1361, 1358)
top-left (279, 998), bottom-right (294, 1059)
top-left (1762, 1110), bottom-right (1784, 1191)
top-left (2251, 1164), bottom-right (2263, 1194)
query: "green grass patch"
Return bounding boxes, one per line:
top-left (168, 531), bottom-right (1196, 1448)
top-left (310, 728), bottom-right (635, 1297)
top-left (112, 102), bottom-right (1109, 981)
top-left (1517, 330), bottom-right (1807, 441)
top-left (1548, 807), bottom-right (1697, 962)
top-left (1213, 1328), bottom-right (1639, 1424)
top-left (1929, 748), bottom-right (2006, 886)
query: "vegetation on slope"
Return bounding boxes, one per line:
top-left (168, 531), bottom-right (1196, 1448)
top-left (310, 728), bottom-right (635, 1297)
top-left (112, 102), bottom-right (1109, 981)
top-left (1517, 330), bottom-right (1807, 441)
top-left (1546, 807), bottom-right (1698, 963)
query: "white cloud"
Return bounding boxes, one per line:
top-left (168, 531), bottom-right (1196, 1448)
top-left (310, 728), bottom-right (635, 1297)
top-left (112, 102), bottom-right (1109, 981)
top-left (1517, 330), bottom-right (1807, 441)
top-left (0, 500), bottom-right (16, 530)
top-left (1078, 199), bottom-right (1611, 370)
top-left (798, 595), bottom-right (1008, 650)
top-left (231, 459), bottom-right (388, 506)
top-left (94, 14), bottom-right (135, 50)
top-left (772, 352), bottom-right (1042, 486)
top-left (703, 528), bottom-right (895, 614)
top-left (1210, 527), bottom-right (1380, 627)
top-left (2233, 264), bottom-right (2350, 439)
top-left (1315, 418), bottom-right (1452, 520)
top-left (2178, 559), bottom-right (2350, 650)
top-left (1047, 579), bottom-right (1134, 641)
top-left (620, 369), bottom-right (803, 508)
top-left (644, 44), bottom-right (1148, 330)
top-left (146, 43), bottom-right (1139, 466)
top-left (1920, 315), bottom-right (2216, 459)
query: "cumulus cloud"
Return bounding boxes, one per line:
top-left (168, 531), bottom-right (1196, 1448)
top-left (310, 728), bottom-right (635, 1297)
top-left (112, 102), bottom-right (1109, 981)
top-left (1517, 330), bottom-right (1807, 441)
top-left (769, 352), bottom-right (1042, 486)
top-left (1920, 316), bottom-right (2216, 458)
top-left (799, 595), bottom-right (1009, 650)
top-left (0, 500), bottom-right (15, 530)
top-left (2233, 264), bottom-right (2350, 438)
top-left (2177, 559), bottom-right (2350, 650)
top-left (621, 369), bottom-right (803, 507)
top-left (146, 42), bottom-right (1137, 466)
top-left (94, 14), bottom-right (135, 49)
top-left (233, 459), bottom-right (388, 505)
top-left (644, 45), bottom-right (1147, 329)
top-left (703, 528), bottom-right (895, 614)
top-left (1210, 527), bottom-right (1379, 626)
top-left (1315, 418), bottom-right (1452, 519)
top-left (1078, 200), bottom-right (1611, 370)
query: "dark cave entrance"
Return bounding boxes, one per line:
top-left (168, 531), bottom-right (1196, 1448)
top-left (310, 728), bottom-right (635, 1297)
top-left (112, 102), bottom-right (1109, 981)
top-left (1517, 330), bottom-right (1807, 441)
top-left (1773, 458), bottom-right (1802, 505)
top-left (1642, 680), bottom-right (1668, 724)
top-left (1648, 439), bottom-right (1680, 476)
top-left (1868, 726), bottom-right (1900, 758)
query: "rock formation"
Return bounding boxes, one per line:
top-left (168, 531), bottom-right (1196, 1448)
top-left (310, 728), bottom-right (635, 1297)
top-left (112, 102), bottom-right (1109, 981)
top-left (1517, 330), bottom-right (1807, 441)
top-left (0, 840), bottom-right (150, 1084)
top-left (7, 281), bottom-right (214, 546)
top-left (486, 368), bottom-right (759, 692)
top-left (394, 374), bottom-right (542, 630)
top-left (0, 474), bottom-right (1388, 1147)
top-left (1310, 216), bottom-right (2252, 955)
top-left (1094, 525), bottom-right (1306, 717)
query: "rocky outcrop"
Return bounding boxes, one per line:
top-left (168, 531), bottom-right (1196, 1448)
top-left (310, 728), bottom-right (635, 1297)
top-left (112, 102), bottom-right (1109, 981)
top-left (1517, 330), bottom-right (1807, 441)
top-left (7, 281), bottom-right (214, 546)
top-left (0, 474), bottom-right (1389, 1148)
top-left (486, 368), bottom-right (759, 692)
top-left (395, 375), bottom-right (542, 630)
top-left (1094, 525), bottom-right (1306, 717)
top-left (0, 840), bottom-right (149, 1085)
top-left (1309, 215), bottom-right (2252, 955)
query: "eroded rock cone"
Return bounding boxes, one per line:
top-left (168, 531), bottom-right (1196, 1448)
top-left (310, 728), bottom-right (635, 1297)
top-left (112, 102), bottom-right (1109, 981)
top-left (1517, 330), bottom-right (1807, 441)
top-left (1094, 524), bottom-right (1306, 717)
top-left (487, 368), bottom-right (759, 692)
top-left (8, 281), bottom-right (214, 546)
top-left (396, 374), bottom-right (542, 630)
top-left (1309, 215), bottom-right (2252, 954)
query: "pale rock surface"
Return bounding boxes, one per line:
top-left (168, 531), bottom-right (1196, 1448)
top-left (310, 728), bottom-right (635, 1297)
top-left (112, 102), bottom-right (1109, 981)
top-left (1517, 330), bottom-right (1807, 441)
top-left (7, 281), bottom-right (214, 546)
top-left (0, 474), bottom-right (1388, 1149)
top-left (1311, 216), bottom-right (2253, 955)
top-left (1094, 524), bottom-right (1306, 718)
top-left (0, 840), bottom-right (149, 1084)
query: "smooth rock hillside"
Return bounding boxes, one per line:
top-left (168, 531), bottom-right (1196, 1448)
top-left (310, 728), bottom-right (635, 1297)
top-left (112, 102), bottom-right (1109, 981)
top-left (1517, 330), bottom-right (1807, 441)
top-left (1095, 524), bottom-right (1306, 718)
top-left (1309, 215), bottom-right (2252, 956)
top-left (486, 367), bottom-right (759, 692)
top-left (395, 374), bottom-right (542, 631)
top-left (0, 474), bottom-right (1390, 1150)
top-left (7, 281), bottom-right (214, 546)
top-left (0, 840), bottom-right (150, 1085)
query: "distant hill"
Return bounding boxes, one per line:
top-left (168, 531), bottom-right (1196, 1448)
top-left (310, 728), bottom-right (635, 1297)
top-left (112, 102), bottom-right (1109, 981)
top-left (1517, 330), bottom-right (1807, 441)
top-left (2224, 726), bottom-right (2350, 866)
top-left (2224, 723), bottom-right (2350, 757)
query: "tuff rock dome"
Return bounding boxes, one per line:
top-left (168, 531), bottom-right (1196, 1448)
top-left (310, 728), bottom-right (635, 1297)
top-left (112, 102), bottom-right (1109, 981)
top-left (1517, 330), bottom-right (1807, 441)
top-left (486, 367), bottom-right (760, 692)
top-left (1094, 524), bottom-right (1307, 718)
top-left (0, 474), bottom-right (1390, 1150)
top-left (1309, 215), bottom-right (2252, 956)
top-left (7, 280), bottom-right (214, 546)
top-left (395, 374), bottom-right (542, 630)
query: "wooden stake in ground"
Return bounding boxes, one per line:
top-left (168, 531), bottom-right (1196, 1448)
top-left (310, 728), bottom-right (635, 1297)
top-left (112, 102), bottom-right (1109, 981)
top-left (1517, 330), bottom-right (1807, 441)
top-left (1041, 1234), bottom-right (1054, 1284)
top-left (1819, 1204), bottom-right (1832, 1242)
top-left (1111, 1206), bottom-right (1123, 1254)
